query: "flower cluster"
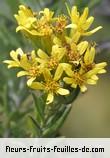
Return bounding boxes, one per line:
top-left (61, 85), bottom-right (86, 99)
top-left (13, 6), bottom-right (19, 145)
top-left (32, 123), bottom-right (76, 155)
top-left (4, 5), bottom-right (107, 104)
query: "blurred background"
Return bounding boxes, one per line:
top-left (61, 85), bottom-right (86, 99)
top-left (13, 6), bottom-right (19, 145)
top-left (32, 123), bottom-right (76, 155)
top-left (0, 0), bottom-right (110, 137)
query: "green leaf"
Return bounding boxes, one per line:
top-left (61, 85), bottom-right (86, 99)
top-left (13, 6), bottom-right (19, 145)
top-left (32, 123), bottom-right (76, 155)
top-left (32, 93), bottom-right (45, 123)
top-left (46, 104), bottom-right (66, 127)
top-left (42, 104), bottom-right (72, 137)
top-left (29, 115), bottom-right (42, 137)
top-left (65, 2), bottom-right (71, 16)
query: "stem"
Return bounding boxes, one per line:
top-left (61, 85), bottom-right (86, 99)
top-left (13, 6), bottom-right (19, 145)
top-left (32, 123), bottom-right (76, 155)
top-left (32, 87), bottom-right (80, 137)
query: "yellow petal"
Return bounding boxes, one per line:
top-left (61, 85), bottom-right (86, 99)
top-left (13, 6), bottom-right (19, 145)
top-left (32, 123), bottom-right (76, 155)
top-left (16, 26), bottom-right (24, 32)
top-left (37, 49), bottom-right (49, 59)
top-left (71, 6), bottom-right (79, 23)
top-left (63, 77), bottom-right (73, 84)
top-left (95, 62), bottom-right (107, 69)
top-left (83, 26), bottom-right (102, 36)
top-left (20, 54), bottom-right (31, 70)
top-left (54, 65), bottom-right (63, 81)
top-left (27, 77), bottom-right (36, 86)
top-left (91, 75), bottom-right (98, 81)
top-left (63, 64), bottom-right (73, 77)
top-left (70, 42), bottom-right (77, 51)
top-left (80, 7), bottom-right (88, 24)
top-left (84, 69), bottom-right (98, 78)
top-left (19, 5), bottom-right (33, 15)
top-left (83, 16), bottom-right (94, 30)
top-left (28, 81), bottom-right (44, 90)
top-left (43, 69), bottom-right (52, 81)
top-left (87, 79), bottom-right (97, 85)
top-left (57, 88), bottom-right (69, 95)
top-left (51, 45), bottom-right (59, 57)
top-left (80, 85), bottom-right (87, 92)
top-left (77, 41), bottom-right (88, 55)
top-left (14, 14), bottom-right (19, 21)
top-left (16, 48), bottom-right (24, 55)
top-left (46, 92), bottom-right (54, 104)
top-left (10, 48), bottom-right (23, 61)
top-left (98, 69), bottom-right (106, 74)
top-left (3, 60), bottom-right (11, 64)
top-left (72, 31), bottom-right (81, 43)
top-left (53, 37), bottom-right (62, 46)
top-left (36, 58), bottom-right (45, 64)
top-left (15, 5), bottom-right (36, 28)
top-left (84, 47), bottom-right (95, 64)
top-left (90, 47), bottom-right (95, 63)
top-left (40, 8), bottom-right (54, 21)
top-left (71, 83), bottom-right (77, 88)
top-left (10, 51), bottom-right (17, 61)
top-left (31, 50), bottom-right (36, 61)
top-left (19, 5), bottom-right (26, 10)
top-left (17, 71), bottom-right (29, 77)
top-left (16, 26), bottom-right (40, 35)
top-left (65, 24), bottom-right (77, 29)
top-left (3, 60), bottom-right (19, 68)
top-left (52, 45), bottom-right (65, 61)
top-left (57, 49), bottom-right (65, 60)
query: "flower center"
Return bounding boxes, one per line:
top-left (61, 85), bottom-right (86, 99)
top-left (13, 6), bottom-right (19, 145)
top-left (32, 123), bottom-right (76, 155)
top-left (29, 66), bottom-right (40, 77)
top-left (64, 43), bottom-right (80, 64)
top-left (73, 72), bottom-right (85, 86)
top-left (47, 57), bottom-right (59, 69)
top-left (40, 24), bottom-right (53, 36)
top-left (82, 63), bottom-right (95, 72)
top-left (77, 24), bottom-right (85, 33)
top-left (34, 19), bottom-right (53, 36)
top-left (67, 50), bottom-right (80, 63)
top-left (32, 18), bottom-right (53, 36)
top-left (45, 80), bottom-right (59, 92)
top-left (55, 15), bottom-right (67, 33)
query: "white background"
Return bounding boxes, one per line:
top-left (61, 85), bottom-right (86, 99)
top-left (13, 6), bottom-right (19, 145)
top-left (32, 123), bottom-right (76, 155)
top-left (0, 138), bottom-right (109, 158)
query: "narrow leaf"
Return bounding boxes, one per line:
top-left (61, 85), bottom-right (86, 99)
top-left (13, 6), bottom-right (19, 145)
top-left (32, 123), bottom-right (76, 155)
top-left (42, 104), bottom-right (72, 137)
top-left (32, 93), bottom-right (45, 123)
top-left (46, 104), bottom-right (66, 127)
top-left (29, 115), bottom-right (42, 137)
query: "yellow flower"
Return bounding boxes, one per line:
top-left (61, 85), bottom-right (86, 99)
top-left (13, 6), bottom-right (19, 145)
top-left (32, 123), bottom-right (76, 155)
top-left (82, 46), bottom-right (107, 74)
top-left (39, 8), bottom-right (54, 22)
top-left (33, 8), bottom-right (54, 36)
top-left (63, 64), bottom-right (106, 92)
top-left (54, 15), bottom-right (68, 33)
top-left (54, 36), bottom-right (88, 65)
top-left (3, 4), bottom-right (107, 103)
top-left (4, 48), bottom-right (42, 86)
top-left (65, 39), bottom-right (88, 65)
top-left (14, 5), bottom-right (37, 33)
top-left (29, 69), bottom-right (69, 104)
top-left (66, 6), bottom-right (102, 43)
top-left (15, 5), bottom-right (54, 37)
top-left (63, 46), bottom-right (107, 92)
top-left (36, 45), bottom-right (66, 70)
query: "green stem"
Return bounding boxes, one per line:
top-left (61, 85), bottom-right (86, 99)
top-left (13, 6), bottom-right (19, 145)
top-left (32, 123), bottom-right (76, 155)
top-left (31, 87), bottom-right (80, 137)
